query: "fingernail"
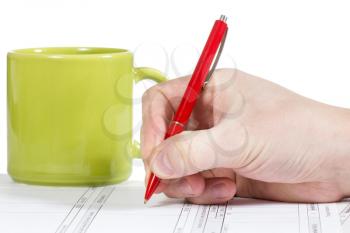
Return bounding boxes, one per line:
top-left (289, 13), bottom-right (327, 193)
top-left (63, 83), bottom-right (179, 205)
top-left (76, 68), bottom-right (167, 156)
top-left (179, 180), bottom-right (194, 195)
top-left (153, 153), bottom-right (174, 177)
top-left (211, 183), bottom-right (229, 199)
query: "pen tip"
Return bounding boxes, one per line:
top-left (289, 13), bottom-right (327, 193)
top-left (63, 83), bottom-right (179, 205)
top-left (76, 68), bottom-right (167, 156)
top-left (144, 199), bottom-right (148, 204)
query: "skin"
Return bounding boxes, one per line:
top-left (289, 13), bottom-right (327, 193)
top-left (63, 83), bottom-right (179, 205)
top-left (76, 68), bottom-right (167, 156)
top-left (141, 69), bottom-right (350, 204)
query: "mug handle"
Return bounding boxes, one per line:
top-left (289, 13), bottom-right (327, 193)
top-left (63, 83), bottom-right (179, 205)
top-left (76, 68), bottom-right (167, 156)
top-left (131, 67), bottom-right (167, 158)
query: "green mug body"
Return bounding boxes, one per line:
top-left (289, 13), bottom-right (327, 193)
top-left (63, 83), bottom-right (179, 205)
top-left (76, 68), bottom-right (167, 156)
top-left (7, 47), bottom-right (166, 185)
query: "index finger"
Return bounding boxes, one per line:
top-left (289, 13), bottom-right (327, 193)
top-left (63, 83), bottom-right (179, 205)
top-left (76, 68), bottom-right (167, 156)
top-left (140, 76), bottom-right (190, 167)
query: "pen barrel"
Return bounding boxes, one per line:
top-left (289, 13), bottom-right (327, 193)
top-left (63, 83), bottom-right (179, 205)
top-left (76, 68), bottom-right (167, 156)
top-left (172, 20), bottom-right (227, 124)
top-left (144, 16), bottom-right (228, 203)
top-left (164, 121), bottom-right (185, 139)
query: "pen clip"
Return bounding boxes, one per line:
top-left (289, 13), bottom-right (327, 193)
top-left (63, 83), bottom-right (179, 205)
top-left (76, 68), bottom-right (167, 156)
top-left (203, 28), bottom-right (228, 89)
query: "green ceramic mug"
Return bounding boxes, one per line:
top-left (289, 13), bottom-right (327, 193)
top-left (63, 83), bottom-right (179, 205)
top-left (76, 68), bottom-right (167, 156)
top-left (7, 47), bottom-right (166, 185)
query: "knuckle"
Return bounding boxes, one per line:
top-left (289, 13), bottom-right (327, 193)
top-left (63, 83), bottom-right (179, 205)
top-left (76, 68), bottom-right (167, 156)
top-left (142, 85), bottom-right (160, 105)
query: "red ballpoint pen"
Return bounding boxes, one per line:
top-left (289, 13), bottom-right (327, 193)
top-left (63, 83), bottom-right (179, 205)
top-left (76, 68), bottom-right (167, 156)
top-left (144, 15), bottom-right (228, 203)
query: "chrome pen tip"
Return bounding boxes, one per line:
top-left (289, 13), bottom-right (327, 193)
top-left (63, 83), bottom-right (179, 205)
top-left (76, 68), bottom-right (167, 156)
top-left (220, 15), bottom-right (227, 22)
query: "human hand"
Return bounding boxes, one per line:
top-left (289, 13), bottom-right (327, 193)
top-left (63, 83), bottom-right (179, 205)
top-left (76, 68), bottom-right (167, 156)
top-left (141, 69), bottom-right (350, 204)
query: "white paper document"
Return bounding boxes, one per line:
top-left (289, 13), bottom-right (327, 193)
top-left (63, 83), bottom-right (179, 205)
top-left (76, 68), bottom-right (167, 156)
top-left (0, 175), bottom-right (343, 233)
top-left (337, 198), bottom-right (350, 232)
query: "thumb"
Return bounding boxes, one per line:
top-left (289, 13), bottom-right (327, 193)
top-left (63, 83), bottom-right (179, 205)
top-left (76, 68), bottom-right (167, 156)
top-left (149, 123), bottom-right (248, 179)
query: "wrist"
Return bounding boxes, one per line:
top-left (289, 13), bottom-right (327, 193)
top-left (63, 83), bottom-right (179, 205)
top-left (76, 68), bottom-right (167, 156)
top-left (331, 107), bottom-right (350, 198)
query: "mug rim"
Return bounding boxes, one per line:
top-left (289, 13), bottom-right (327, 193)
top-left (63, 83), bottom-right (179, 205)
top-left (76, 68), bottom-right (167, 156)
top-left (8, 47), bottom-right (131, 58)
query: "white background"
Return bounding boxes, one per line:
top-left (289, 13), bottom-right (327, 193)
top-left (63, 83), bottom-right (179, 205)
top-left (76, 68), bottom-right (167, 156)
top-left (0, 0), bottom-right (349, 175)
